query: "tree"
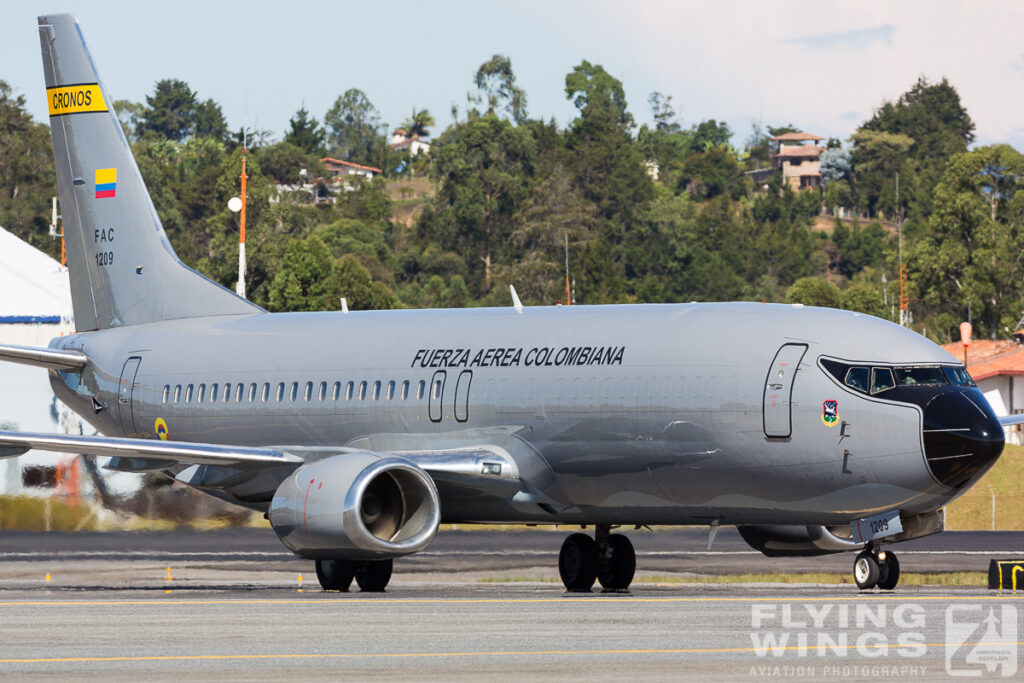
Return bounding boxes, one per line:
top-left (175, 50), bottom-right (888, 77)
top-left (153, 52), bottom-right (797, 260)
top-left (785, 277), bottom-right (841, 308)
top-left (854, 77), bottom-right (974, 221)
top-left (849, 129), bottom-right (914, 217)
top-left (284, 106), bottom-right (325, 155)
top-left (648, 92), bottom-right (681, 134)
top-left (421, 115), bottom-right (536, 293)
top-left (113, 99), bottom-right (144, 143)
top-left (565, 60), bottom-right (632, 128)
top-left (912, 145), bottom-right (1024, 339)
top-left (0, 80), bottom-right (57, 254)
top-left (691, 119), bottom-right (732, 150)
top-left (193, 98), bottom-right (228, 141)
top-left (402, 107), bottom-right (436, 138)
top-left (138, 79), bottom-right (197, 141)
top-left (678, 147), bottom-right (742, 200)
top-left (563, 60), bottom-right (652, 247)
top-left (324, 89), bottom-right (384, 165)
top-left (473, 54), bottom-right (527, 124)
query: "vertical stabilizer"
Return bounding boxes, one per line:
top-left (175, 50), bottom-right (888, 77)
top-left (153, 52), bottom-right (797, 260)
top-left (37, 14), bottom-right (260, 331)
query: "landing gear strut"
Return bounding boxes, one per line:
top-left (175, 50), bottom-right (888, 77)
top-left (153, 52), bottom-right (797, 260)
top-left (558, 525), bottom-right (636, 592)
top-left (853, 547), bottom-right (900, 590)
top-left (315, 558), bottom-right (394, 592)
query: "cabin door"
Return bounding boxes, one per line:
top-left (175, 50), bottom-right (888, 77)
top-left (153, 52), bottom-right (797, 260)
top-left (762, 343), bottom-right (808, 438)
top-left (117, 356), bottom-right (142, 436)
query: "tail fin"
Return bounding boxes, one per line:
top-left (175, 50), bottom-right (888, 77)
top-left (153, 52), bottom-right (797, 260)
top-left (37, 14), bottom-right (260, 331)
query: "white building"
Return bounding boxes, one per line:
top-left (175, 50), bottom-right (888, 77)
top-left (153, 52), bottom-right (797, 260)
top-left (389, 129), bottom-right (431, 157)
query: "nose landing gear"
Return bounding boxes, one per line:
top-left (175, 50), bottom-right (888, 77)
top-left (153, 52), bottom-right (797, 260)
top-left (558, 525), bottom-right (636, 592)
top-left (853, 547), bottom-right (900, 590)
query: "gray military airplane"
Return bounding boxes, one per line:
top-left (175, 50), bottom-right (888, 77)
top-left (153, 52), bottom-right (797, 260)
top-left (0, 14), bottom-right (1009, 592)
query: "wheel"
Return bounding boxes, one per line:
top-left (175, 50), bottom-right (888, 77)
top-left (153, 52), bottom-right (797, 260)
top-left (315, 559), bottom-right (356, 591)
top-left (597, 534), bottom-right (636, 591)
top-left (877, 551), bottom-right (900, 590)
top-left (853, 550), bottom-right (880, 590)
top-left (559, 533), bottom-right (598, 592)
top-left (355, 559), bottom-right (393, 592)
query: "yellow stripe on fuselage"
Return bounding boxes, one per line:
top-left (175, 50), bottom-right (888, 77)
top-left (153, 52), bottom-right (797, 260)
top-left (47, 84), bottom-right (107, 116)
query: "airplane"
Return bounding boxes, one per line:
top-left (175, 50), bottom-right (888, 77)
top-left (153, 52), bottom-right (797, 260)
top-left (0, 13), bottom-right (1010, 593)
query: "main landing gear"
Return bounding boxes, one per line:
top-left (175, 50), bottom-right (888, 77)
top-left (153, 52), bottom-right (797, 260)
top-left (558, 525), bottom-right (636, 592)
top-left (315, 558), bottom-right (394, 592)
top-left (853, 547), bottom-right (900, 591)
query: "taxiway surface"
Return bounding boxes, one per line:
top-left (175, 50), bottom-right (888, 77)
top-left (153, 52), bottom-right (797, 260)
top-left (1, 528), bottom-right (1023, 679)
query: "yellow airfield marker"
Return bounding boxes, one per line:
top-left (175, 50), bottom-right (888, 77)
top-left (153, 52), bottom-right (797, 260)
top-left (165, 567), bottom-right (173, 582)
top-left (44, 574), bottom-right (51, 583)
top-left (297, 575), bottom-right (303, 593)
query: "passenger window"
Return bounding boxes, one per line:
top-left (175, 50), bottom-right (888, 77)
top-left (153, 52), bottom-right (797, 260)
top-left (304, 381), bottom-right (313, 402)
top-left (210, 384), bottom-right (218, 403)
top-left (222, 383), bottom-right (231, 403)
top-left (185, 384), bottom-right (193, 403)
top-left (318, 382), bottom-right (326, 401)
top-left (358, 381), bottom-right (367, 400)
top-left (332, 381), bottom-right (341, 401)
top-left (844, 367), bottom-right (870, 393)
top-left (237, 383), bottom-right (245, 403)
top-left (197, 384), bottom-right (206, 403)
top-left (401, 380), bottom-right (409, 400)
top-left (162, 385), bottom-right (169, 404)
top-left (432, 379), bottom-right (442, 400)
top-left (872, 367), bottom-right (895, 394)
top-left (373, 380), bottom-right (381, 400)
top-left (417, 380), bottom-right (425, 400)
top-left (173, 385), bottom-right (181, 403)
top-left (289, 382), bottom-right (298, 401)
top-left (260, 383), bottom-right (268, 402)
top-left (276, 383), bottom-right (285, 402)
top-left (387, 380), bottom-right (396, 400)
top-left (346, 381), bottom-right (354, 401)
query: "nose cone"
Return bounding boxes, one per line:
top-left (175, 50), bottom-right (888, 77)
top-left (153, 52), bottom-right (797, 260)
top-left (922, 389), bottom-right (1004, 489)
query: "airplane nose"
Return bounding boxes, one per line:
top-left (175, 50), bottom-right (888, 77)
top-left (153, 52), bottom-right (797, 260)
top-left (922, 389), bottom-right (1004, 489)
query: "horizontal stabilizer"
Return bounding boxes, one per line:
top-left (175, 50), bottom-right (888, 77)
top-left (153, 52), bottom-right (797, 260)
top-left (0, 343), bottom-right (87, 370)
top-left (0, 431), bottom-right (303, 469)
top-left (999, 413), bottom-right (1024, 427)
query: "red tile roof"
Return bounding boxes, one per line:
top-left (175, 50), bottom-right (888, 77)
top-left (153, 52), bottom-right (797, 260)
top-left (771, 132), bottom-right (824, 141)
top-left (940, 339), bottom-right (1024, 381)
top-left (776, 145), bottom-right (823, 158)
top-left (320, 158), bottom-right (383, 174)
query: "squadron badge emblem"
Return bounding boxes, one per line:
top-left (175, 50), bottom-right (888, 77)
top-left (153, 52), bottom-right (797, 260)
top-left (821, 400), bottom-right (839, 427)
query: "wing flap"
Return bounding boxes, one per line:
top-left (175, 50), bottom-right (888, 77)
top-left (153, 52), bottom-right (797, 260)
top-left (0, 431), bottom-right (303, 469)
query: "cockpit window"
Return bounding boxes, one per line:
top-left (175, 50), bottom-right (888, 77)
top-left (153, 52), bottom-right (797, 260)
top-left (821, 358), bottom-right (969, 395)
top-left (892, 366), bottom-right (948, 387)
top-left (844, 367), bottom-right (869, 392)
top-left (944, 366), bottom-right (976, 387)
top-left (871, 367), bottom-right (895, 394)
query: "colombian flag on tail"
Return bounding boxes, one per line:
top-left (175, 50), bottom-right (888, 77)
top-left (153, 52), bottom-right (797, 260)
top-left (95, 168), bottom-right (116, 198)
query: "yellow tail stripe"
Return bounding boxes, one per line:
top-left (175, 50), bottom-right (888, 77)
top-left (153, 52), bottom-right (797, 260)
top-left (46, 84), bottom-right (107, 116)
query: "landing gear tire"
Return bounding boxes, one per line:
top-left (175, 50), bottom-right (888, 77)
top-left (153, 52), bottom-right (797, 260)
top-left (854, 550), bottom-right (880, 590)
top-left (559, 532), bottom-right (598, 592)
top-left (877, 551), bottom-right (900, 591)
top-left (597, 533), bottom-right (636, 592)
top-left (355, 559), bottom-right (394, 592)
top-left (315, 559), bottom-right (356, 591)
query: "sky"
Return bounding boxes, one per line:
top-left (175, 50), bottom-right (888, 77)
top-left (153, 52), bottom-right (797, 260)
top-left (2, 1), bottom-right (1023, 149)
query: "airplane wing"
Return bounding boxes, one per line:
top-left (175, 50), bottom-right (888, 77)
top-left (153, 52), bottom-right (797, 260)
top-left (0, 431), bottom-right (303, 469)
top-left (0, 342), bottom-right (88, 370)
top-left (998, 413), bottom-right (1024, 426)
top-left (0, 431), bottom-right (521, 483)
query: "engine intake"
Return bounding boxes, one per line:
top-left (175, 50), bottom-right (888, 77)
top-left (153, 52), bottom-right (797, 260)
top-left (268, 452), bottom-right (440, 560)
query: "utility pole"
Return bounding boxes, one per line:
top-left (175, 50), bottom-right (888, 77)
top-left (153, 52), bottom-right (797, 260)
top-left (896, 172), bottom-right (908, 327)
top-left (237, 149), bottom-right (247, 298)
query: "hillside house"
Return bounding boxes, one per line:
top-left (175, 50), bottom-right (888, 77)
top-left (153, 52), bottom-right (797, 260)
top-left (389, 129), bottom-right (431, 157)
top-left (941, 337), bottom-right (1024, 445)
top-left (773, 132), bottom-right (824, 191)
top-left (320, 158), bottom-right (382, 181)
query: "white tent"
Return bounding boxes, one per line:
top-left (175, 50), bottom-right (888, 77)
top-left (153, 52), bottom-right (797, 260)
top-left (0, 226), bottom-right (75, 495)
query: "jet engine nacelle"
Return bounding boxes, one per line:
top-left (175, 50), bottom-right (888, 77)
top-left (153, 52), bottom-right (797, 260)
top-left (268, 452), bottom-right (441, 560)
top-left (736, 524), bottom-right (864, 557)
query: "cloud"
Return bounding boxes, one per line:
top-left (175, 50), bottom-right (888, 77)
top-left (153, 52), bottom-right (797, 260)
top-left (782, 24), bottom-right (896, 51)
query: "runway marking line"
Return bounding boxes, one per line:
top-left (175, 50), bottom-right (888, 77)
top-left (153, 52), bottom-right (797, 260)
top-left (0, 594), bottom-right (1022, 607)
top-left (2, 641), bottom-right (1023, 665)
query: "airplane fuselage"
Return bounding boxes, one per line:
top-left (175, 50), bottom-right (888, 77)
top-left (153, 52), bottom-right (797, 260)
top-left (48, 301), bottom-right (987, 526)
